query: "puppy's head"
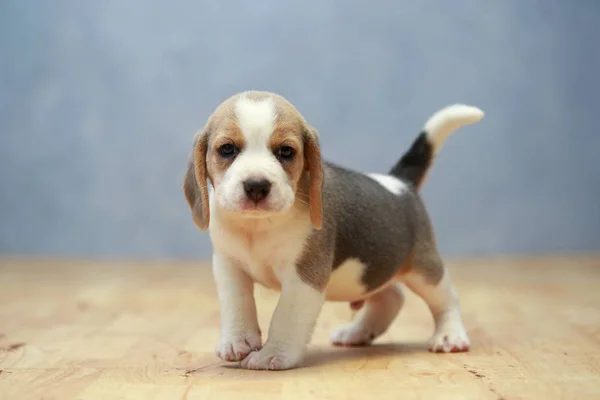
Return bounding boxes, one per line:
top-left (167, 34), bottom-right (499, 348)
top-left (184, 91), bottom-right (323, 231)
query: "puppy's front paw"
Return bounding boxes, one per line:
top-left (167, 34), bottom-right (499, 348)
top-left (216, 331), bottom-right (262, 362)
top-left (428, 324), bottom-right (470, 353)
top-left (240, 343), bottom-right (304, 370)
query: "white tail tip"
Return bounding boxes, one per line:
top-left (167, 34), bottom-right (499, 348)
top-left (424, 104), bottom-right (485, 153)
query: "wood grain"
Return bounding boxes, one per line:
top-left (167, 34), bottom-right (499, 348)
top-left (0, 255), bottom-right (599, 400)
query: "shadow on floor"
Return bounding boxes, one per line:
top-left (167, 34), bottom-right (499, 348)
top-left (179, 341), bottom-right (429, 376)
top-left (304, 341), bottom-right (428, 368)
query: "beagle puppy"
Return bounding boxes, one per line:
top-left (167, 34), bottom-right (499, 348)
top-left (183, 91), bottom-right (484, 370)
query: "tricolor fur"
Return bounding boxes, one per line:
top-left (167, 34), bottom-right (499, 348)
top-left (184, 91), bottom-right (484, 370)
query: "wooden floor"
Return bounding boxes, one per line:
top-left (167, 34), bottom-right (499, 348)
top-left (0, 256), bottom-right (599, 400)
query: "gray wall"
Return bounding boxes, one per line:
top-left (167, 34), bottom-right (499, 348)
top-left (1, 1), bottom-right (599, 260)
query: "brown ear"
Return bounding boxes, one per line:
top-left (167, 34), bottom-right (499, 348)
top-left (183, 130), bottom-right (210, 231)
top-left (303, 125), bottom-right (324, 230)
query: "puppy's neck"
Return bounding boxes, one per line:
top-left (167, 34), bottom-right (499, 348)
top-left (212, 197), bottom-right (310, 235)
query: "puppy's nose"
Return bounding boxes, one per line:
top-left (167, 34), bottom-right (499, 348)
top-left (243, 179), bottom-right (272, 202)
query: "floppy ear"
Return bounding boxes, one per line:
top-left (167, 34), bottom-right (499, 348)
top-left (183, 130), bottom-right (210, 231)
top-left (303, 125), bottom-right (324, 230)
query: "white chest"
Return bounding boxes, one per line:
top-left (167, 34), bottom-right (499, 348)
top-left (209, 217), bottom-right (312, 290)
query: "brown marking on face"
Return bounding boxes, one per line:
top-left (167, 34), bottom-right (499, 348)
top-left (206, 120), bottom-right (246, 187)
top-left (269, 97), bottom-right (323, 229)
top-left (270, 122), bottom-right (302, 149)
top-left (269, 121), bottom-right (305, 191)
top-left (267, 95), bottom-right (324, 229)
top-left (183, 96), bottom-right (237, 231)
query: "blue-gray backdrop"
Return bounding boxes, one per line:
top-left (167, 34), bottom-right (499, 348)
top-left (1, 1), bottom-right (599, 260)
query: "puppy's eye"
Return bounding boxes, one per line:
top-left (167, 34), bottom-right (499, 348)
top-left (218, 143), bottom-right (237, 158)
top-left (276, 146), bottom-right (295, 160)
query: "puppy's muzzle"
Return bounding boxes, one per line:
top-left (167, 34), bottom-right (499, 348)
top-left (243, 179), bottom-right (272, 202)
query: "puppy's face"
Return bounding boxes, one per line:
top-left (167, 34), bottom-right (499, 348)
top-left (209, 96), bottom-right (305, 216)
top-left (184, 92), bottom-right (323, 230)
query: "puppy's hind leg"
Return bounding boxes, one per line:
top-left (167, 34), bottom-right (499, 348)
top-left (399, 246), bottom-right (470, 353)
top-left (330, 284), bottom-right (405, 346)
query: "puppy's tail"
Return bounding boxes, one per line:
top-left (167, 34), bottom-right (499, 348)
top-left (389, 104), bottom-right (484, 188)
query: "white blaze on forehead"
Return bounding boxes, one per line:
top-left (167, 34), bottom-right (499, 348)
top-left (218, 94), bottom-right (295, 213)
top-left (234, 96), bottom-right (276, 145)
top-left (365, 173), bottom-right (408, 195)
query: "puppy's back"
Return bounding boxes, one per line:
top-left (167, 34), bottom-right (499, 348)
top-left (321, 162), bottom-right (428, 292)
